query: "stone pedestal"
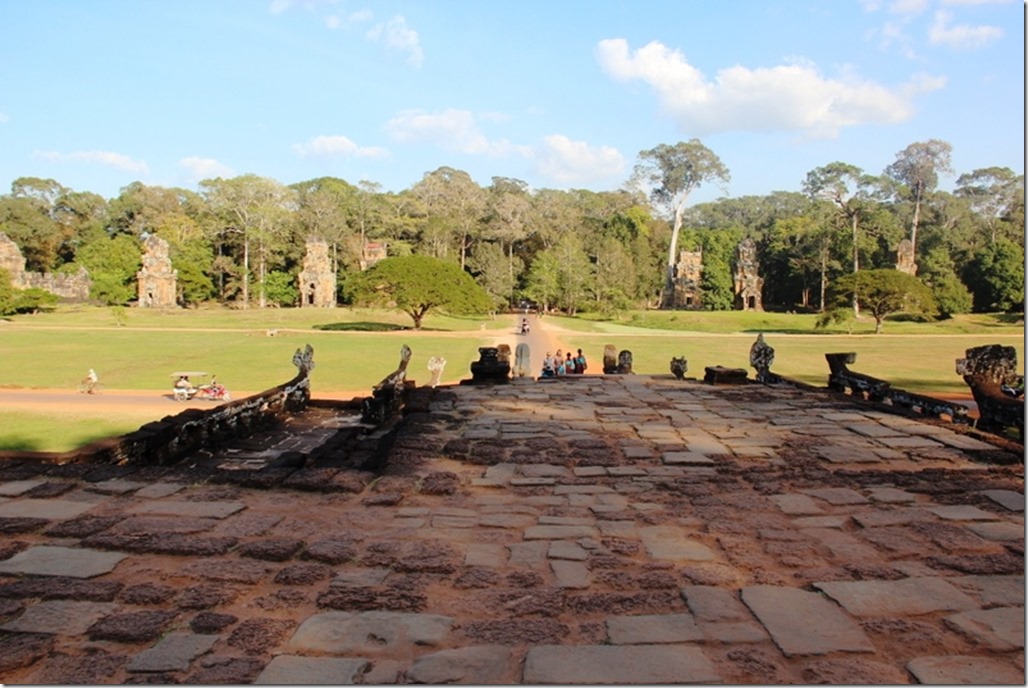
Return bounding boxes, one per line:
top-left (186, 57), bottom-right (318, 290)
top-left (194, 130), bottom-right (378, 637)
top-left (469, 347), bottom-right (510, 384)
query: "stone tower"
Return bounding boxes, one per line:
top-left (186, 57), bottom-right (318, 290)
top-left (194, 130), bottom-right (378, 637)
top-left (733, 237), bottom-right (764, 311)
top-left (136, 234), bottom-right (177, 308)
top-left (298, 238), bottom-right (337, 307)
top-left (672, 250), bottom-right (703, 309)
top-left (895, 238), bottom-right (917, 275)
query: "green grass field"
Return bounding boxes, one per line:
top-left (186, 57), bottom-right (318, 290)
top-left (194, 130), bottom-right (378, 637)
top-left (1, 305), bottom-right (1022, 452)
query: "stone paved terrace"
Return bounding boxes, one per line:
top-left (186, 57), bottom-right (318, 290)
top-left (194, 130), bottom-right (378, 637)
top-left (0, 375), bottom-right (1023, 684)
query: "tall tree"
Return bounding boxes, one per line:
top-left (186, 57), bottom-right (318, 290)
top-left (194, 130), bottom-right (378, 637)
top-left (803, 163), bottom-right (878, 314)
top-left (829, 269), bottom-right (937, 334)
top-left (632, 140), bottom-right (730, 309)
top-left (955, 167), bottom-right (1025, 244)
top-left (884, 140), bottom-right (953, 263)
top-left (201, 175), bottom-right (294, 308)
top-left (411, 167), bottom-right (486, 270)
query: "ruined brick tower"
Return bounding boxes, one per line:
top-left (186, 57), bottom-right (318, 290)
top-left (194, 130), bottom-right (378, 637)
top-left (672, 250), bottom-right (703, 309)
top-left (298, 238), bottom-right (337, 308)
top-left (895, 238), bottom-right (917, 275)
top-left (136, 234), bottom-right (177, 308)
top-left (734, 237), bottom-right (764, 311)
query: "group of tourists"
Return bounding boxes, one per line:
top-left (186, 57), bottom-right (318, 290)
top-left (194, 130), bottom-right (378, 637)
top-left (541, 348), bottom-right (588, 378)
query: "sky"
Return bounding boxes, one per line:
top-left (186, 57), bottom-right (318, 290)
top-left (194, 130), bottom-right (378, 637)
top-left (0, 0), bottom-right (1022, 205)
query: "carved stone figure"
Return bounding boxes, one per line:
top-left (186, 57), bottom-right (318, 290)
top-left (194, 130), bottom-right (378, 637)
top-left (297, 238), bottom-right (337, 307)
top-left (469, 347), bottom-right (510, 383)
top-left (137, 234), bottom-right (177, 308)
top-left (617, 350), bottom-right (634, 374)
top-left (513, 343), bottom-right (531, 378)
top-left (292, 343), bottom-right (316, 375)
top-left (602, 344), bottom-right (618, 374)
top-left (361, 345), bottom-right (412, 425)
top-left (749, 333), bottom-right (775, 383)
top-left (734, 237), bottom-right (763, 311)
top-left (670, 357), bottom-right (688, 380)
top-left (427, 356), bottom-right (446, 387)
top-left (956, 344), bottom-right (1024, 438)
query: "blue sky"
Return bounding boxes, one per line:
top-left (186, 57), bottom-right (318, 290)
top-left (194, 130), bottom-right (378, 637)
top-left (0, 0), bottom-right (1022, 204)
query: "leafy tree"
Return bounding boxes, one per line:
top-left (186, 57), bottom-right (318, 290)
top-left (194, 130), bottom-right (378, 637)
top-left (344, 255), bottom-right (492, 329)
top-left (918, 246), bottom-right (972, 317)
top-left (265, 270), bottom-right (298, 307)
top-left (12, 287), bottom-right (58, 314)
top-left (885, 140), bottom-right (953, 260)
top-left (828, 269), bottom-right (936, 333)
top-left (523, 250), bottom-right (561, 312)
top-left (467, 241), bottom-right (519, 310)
top-left (955, 167), bottom-right (1025, 244)
top-left (0, 268), bottom-right (15, 315)
top-left (697, 229), bottom-right (739, 310)
top-left (632, 140), bottom-right (730, 309)
top-left (964, 238), bottom-right (1025, 312)
top-left (75, 234), bottom-right (142, 305)
top-left (411, 167), bottom-right (486, 270)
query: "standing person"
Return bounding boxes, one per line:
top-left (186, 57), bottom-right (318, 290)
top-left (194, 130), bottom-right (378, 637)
top-left (576, 349), bottom-right (588, 374)
top-left (555, 349), bottom-right (565, 376)
top-left (566, 351), bottom-right (576, 374)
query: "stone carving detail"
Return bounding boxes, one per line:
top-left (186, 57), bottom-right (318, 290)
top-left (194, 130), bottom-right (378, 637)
top-left (137, 234), bottom-right (178, 308)
top-left (427, 356), bottom-right (447, 388)
top-left (749, 333), bottom-right (775, 383)
top-left (956, 344), bottom-right (1024, 438)
top-left (671, 250), bottom-right (703, 309)
top-left (895, 238), bottom-right (917, 275)
top-left (469, 347), bottom-right (510, 383)
top-left (361, 345), bottom-right (412, 425)
top-left (298, 238), bottom-right (336, 308)
top-left (513, 343), bottom-right (531, 378)
top-left (0, 231), bottom-right (90, 300)
top-left (292, 344), bottom-right (316, 375)
top-left (617, 350), bottom-right (634, 374)
top-left (734, 237), bottom-right (763, 311)
top-left (602, 345), bottom-right (618, 374)
top-left (670, 357), bottom-right (688, 380)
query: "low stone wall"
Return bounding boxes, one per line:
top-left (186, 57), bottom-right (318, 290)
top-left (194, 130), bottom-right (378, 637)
top-left (3, 345), bottom-right (319, 467)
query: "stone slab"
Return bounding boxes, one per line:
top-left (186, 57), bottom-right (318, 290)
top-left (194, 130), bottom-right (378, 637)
top-left (770, 494), bottom-right (824, 515)
top-left (0, 498), bottom-right (97, 520)
top-left (551, 560), bottom-right (590, 589)
top-left (465, 543), bottom-right (507, 568)
top-left (953, 575), bottom-right (1025, 607)
top-left (662, 451), bottom-right (714, 466)
top-left (944, 607), bottom-right (1024, 651)
top-left (523, 644), bottom-right (720, 684)
top-left (981, 489), bottom-right (1025, 512)
top-left (0, 545), bottom-right (126, 578)
top-left (813, 577), bottom-right (978, 617)
top-left (906, 655), bottom-right (1025, 684)
top-left (127, 633), bottom-right (218, 672)
top-left (330, 567), bottom-right (391, 587)
top-left (741, 585), bottom-right (874, 657)
top-left (406, 645), bottom-right (512, 684)
top-left (800, 487), bottom-right (870, 505)
top-left (0, 600), bottom-right (117, 635)
top-left (255, 655), bottom-right (369, 684)
top-left (640, 526), bottom-right (716, 561)
top-left (128, 500), bottom-right (246, 519)
top-left (681, 585), bottom-right (752, 623)
top-left (0, 480), bottom-right (46, 496)
top-left (926, 504), bottom-right (1000, 521)
top-left (524, 525), bottom-right (599, 540)
top-left (865, 487), bottom-right (918, 503)
top-left (286, 611), bottom-right (453, 654)
top-left (967, 521), bottom-right (1024, 542)
top-left (606, 613), bottom-right (703, 644)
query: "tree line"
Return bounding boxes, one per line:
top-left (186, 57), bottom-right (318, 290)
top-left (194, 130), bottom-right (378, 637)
top-left (0, 138), bottom-right (1023, 318)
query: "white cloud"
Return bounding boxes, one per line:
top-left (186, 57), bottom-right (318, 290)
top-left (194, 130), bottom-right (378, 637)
top-left (596, 38), bottom-right (942, 138)
top-left (385, 108), bottom-right (529, 157)
top-left (366, 15), bottom-right (423, 68)
top-left (34, 150), bottom-right (149, 174)
top-left (179, 157), bottom-right (235, 182)
top-left (293, 135), bottom-right (388, 158)
top-left (928, 9), bottom-right (1003, 49)
top-left (535, 135), bottom-right (626, 186)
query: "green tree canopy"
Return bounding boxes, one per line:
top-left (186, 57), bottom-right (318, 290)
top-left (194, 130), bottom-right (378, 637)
top-left (345, 255), bottom-right (492, 329)
top-left (828, 268), bottom-right (937, 333)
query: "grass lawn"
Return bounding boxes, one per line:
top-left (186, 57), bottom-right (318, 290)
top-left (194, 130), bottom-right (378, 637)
top-left (0, 305), bottom-right (1023, 452)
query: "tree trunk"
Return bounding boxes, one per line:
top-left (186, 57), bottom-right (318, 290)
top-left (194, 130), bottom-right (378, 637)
top-left (909, 185), bottom-right (922, 272)
top-left (242, 238), bottom-right (250, 309)
top-left (662, 204), bottom-right (686, 309)
top-left (819, 238), bottom-right (828, 312)
top-left (851, 213), bottom-right (860, 317)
